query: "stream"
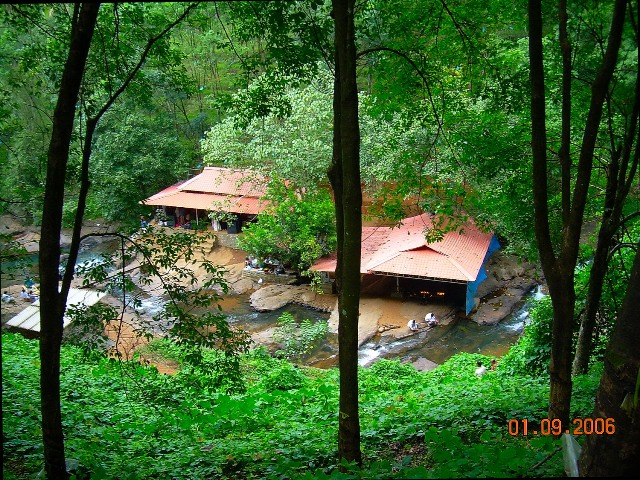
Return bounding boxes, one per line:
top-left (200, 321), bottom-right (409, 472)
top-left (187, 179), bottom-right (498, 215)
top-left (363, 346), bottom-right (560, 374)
top-left (3, 238), bottom-right (545, 370)
top-left (206, 285), bottom-right (545, 369)
top-left (354, 285), bottom-right (545, 368)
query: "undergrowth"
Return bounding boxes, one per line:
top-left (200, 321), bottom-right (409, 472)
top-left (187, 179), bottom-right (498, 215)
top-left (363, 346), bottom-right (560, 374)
top-left (2, 332), bottom-right (600, 479)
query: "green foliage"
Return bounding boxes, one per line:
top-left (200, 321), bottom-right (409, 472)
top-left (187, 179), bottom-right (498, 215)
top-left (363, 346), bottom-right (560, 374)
top-left (177, 348), bottom-right (247, 394)
top-left (578, 223), bottom-right (640, 361)
top-left (237, 181), bottom-right (336, 273)
top-left (219, 1), bottom-right (331, 78)
top-left (2, 0), bottom-right (635, 475)
top-left (201, 68), bottom-right (334, 188)
top-left (272, 312), bottom-right (329, 362)
top-left (136, 337), bottom-right (185, 364)
top-left (89, 104), bottom-right (195, 225)
top-left (500, 297), bottom-right (553, 377)
top-left (258, 360), bottom-right (308, 392)
top-left (3, 332), bottom-right (603, 479)
top-left (64, 227), bottom-right (252, 391)
top-left (0, 233), bottom-right (31, 284)
top-left (360, 359), bottom-right (421, 393)
top-left (0, 4), bottom-right (206, 225)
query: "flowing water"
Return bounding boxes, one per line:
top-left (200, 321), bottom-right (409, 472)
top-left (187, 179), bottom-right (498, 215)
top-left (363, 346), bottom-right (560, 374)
top-left (1, 238), bottom-right (121, 289)
top-left (212, 285), bottom-right (546, 369)
top-left (354, 285), bottom-right (546, 368)
top-left (3, 238), bottom-right (545, 370)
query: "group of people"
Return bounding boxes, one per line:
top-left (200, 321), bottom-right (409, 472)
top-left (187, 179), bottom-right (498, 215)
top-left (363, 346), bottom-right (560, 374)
top-left (2, 290), bottom-right (15, 303)
top-left (1, 275), bottom-right (40, 309)
top-left (176, 207), bottom-right (193, 229)
top-left (149, 208), bottom-right (192, 228)
top-left (474, 359), bottom-right (498, 377)
top-left (404, 315), bottom-right (500, 378)
top-left (20, 287), bottom-right (38, 303)
top-left (407, 312), bottom-right (439, 331)
top-left (244, 255), bottom-right (286, 275)
top-left (2, 277), bottom-right (39, 305)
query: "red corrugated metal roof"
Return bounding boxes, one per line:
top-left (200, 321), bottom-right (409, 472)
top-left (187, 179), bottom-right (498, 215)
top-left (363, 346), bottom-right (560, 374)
top-left (178, 167), bottom-right (268, 196)
top-left (311, 252), bottom-right (338, 273)
top-left (311, 213), bottom-right (494, 282)
top-left (142, 190), bottom-right (267, 215)
top-left (141, 167), bottom-right (269, 215)
top-left (370, 249), bottom-right (471, 281)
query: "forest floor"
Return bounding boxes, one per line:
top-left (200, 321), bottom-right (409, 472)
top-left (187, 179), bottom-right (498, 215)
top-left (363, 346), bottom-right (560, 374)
top-left (1, 215), bottom-right (543, 374)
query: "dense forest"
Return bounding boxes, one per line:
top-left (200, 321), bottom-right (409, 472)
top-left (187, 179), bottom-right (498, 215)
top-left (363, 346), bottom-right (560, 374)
top-left (1, 1), bottom-right (638, 479)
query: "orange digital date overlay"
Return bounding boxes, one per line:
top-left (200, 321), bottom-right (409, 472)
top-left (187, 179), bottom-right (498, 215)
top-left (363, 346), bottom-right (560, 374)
top-left (507, 418), bottom-right (615, 436)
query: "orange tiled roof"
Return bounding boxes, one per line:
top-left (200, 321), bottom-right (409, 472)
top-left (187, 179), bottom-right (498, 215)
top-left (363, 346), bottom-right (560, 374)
top-left (312, 213), bottom-right (494, 283)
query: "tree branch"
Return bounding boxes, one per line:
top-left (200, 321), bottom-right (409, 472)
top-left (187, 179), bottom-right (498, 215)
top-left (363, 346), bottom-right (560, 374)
top-left (63, 3), bottom-right (201, 305)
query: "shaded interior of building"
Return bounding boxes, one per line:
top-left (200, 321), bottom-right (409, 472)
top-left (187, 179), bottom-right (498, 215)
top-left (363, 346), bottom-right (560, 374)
top-left (360, 274), bottom-right (467, 306)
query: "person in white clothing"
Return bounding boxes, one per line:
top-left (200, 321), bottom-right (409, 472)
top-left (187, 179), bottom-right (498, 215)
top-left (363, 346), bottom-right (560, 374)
top-left (407, 319), bottom-right (419, 331)
top-left (20, 288), bottom-right (30, 302)
top-left (424, 312), bottom-right (438, 327)
top-left (475, 360), bottom-right (488, 377)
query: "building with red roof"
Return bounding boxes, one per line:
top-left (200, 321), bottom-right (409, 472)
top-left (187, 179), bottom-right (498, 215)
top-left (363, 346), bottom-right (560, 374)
top-left (311, 213), bottom-right (500, 315)
top-left (141, 167), bottom-right (269, 232)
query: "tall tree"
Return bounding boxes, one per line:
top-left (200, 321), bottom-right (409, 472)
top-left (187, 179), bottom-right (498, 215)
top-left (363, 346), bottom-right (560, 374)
top-left (37, 3), bottom-right (199, 478)
top-left (572, 48), bottom-right (639, 374)
top-left (578, 242), bottom-right (640, 475)
top-left (528, 0), bottom-right (628, 426)
top-left (39, 6), bottom-right (100, 477)
top-left (330, 0), bottom-right (362, 464)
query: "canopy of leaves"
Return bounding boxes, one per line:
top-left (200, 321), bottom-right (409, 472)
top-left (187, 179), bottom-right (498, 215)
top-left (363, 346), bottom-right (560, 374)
top-left (237, 180), bottom-right (336, 273)
top-left (89, 103), bottom-right (195, 224)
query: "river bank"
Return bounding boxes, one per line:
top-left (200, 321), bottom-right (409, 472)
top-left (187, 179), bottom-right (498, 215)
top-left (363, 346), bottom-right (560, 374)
top-left (1, 216), bottom-right (543, 371)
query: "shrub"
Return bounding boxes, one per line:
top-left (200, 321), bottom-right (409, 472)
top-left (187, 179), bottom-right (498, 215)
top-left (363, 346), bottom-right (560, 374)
top-left (500, 296), bottom-right (553, 377)
top-left (258, 361), bottom-right (307, 391)
top-left (272, 312), bottom-right (328, 361)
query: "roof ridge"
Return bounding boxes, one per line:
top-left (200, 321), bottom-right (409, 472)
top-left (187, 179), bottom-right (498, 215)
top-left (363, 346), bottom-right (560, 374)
top-left (365, 251), bottom-right (401, 272)
top-left (444, 254), bottom-right (476, 281)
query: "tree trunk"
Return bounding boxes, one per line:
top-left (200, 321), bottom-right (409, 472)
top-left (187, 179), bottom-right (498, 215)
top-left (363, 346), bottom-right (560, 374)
top-left (572, 222), bottom-right (615, 375)
top-left (573, 80), bottom-right (639, 375)
top-left (39, 4), bottom-right (100, 479)
top-left (528, 0), bottom-right (627, 427)
top-left (578, 243), bottom-right (640, 476)
top-left (547, 276), bottom-right (575, 425)
top-left (331, 0), bottom-right (362, 465)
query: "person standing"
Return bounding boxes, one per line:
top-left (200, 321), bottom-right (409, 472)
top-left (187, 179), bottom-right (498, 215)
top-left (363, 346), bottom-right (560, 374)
top-left (176, 207), bottom-right (185, 226)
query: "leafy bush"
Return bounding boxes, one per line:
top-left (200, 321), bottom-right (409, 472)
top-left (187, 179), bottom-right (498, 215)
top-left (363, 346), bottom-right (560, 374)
top-left (4, 332), bottom-right (603, 480)
top-left (272, 312), bottom-right (329, 361)
top-left (500, 296), bottom-right (553, 377)
top-left (136, 337), bottom-right (186, 364)
top-left (237, 181), bottom-right (336, 273)
top-left (258, 361), bottom-right (308, 391)
top-left (177, 349), bottom-right (246, 394)
top-left (360, 359), bottom-right (420, 393)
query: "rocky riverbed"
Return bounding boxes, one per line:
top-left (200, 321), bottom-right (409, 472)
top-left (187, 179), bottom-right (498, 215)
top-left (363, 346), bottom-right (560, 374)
top-left (247, 248), bottom-right (541, 348)
top-left (2, 215), bottom-right (543, 372)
